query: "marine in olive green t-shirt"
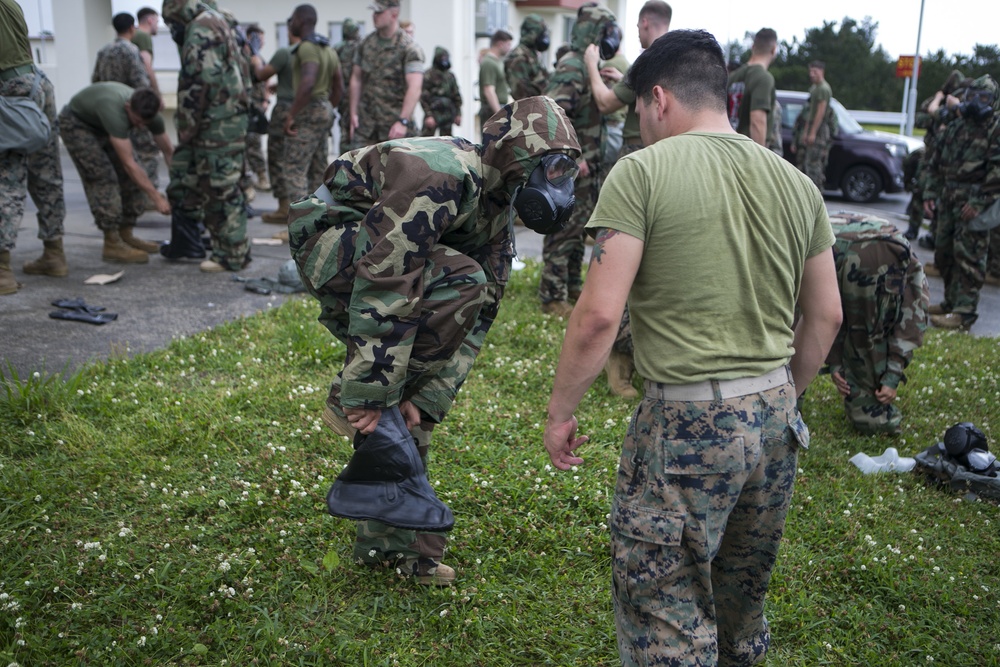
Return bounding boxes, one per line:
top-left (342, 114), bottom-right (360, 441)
top-left (293, 39), bottom-right (339, 101)
top-left (131, 29), bottom-right (153, 57)
top-left (478, 52), bottom-right (509, 123)
top-left (68, 82), bottom-right (165, 138)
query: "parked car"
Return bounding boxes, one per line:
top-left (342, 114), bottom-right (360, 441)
top-left (777, 90), bottom-right (924, 203)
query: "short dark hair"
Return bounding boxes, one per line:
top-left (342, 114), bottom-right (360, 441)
top-left (627, 29), bottom-right (728, 112)
top-left (292, 4), bottom-right (317, 27)
top-left (491, 29), bottom-right (513, 46)
top-left (112, 12), bottom-right (135, 34)
top-left (136, 7), bottom-right (158, 23)
top-left (130, 88), bottom-right (161, 121)
top-left (245, 23), bottom-right (264, 36)
top-left (809, 60), bottom-right (825, 70)
top-left (752, 28), bottom-right (777, 55)
top-left (639, 0), bottom-right (672, 26)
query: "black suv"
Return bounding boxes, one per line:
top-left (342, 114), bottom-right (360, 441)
top-left (777, 90), bottom-right (923, 203)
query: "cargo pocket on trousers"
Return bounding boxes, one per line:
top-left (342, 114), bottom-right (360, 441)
top-left (610, 495), bottom-right (684, 613)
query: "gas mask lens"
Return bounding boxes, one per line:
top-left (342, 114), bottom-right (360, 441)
top-left (543, 153), bottom-right (579, 186)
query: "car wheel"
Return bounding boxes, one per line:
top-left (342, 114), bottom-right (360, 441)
top-left (841, 165), bottom-right (882, 203)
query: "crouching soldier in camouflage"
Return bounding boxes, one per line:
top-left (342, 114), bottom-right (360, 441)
top-left (288, 96), bottom-right (581, 585)
top-left (159, 0), bottom-right (250, 273)
top-left (827, 213), bottom-right (929, 434)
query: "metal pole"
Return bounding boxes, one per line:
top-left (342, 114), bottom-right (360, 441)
top-left (901, 78), bottom-right (911, 133)
top-left (36, 0), bottom-right (46, 63)
top-left (905, 0), bottom-right (926, 136)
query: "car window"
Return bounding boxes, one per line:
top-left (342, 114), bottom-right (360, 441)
top-left (781, 102), bottom-right (804, 130)
top-left (831, 98), bottom-right (864, 135)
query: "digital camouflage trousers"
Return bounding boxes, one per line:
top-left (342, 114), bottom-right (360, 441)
top-left (612, 377), bottom-right (806, 667)
top-left (59, 107), bottom-right (144, 232)
top-left (0, 70), bottom-right (65, 251)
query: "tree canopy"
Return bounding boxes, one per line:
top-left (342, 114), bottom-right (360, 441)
top-left (726, 17), bottom-right (1000, 111)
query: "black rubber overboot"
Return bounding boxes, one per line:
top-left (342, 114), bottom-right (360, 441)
top-left (160, 211), bottom-right (207, 260)
top-left (327, 406), bottom-right (453, 531)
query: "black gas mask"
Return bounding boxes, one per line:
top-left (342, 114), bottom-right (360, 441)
top-left (167, 19), bottom-right (185, 45)
top-left (959, 89), bottom-right (995, 122)
top-left (942, 422), bottom-right (997, 475)
top-left (435, 55), bottom-right (451, 71)
top-left (535, 29), bottom-right (551, 53)
top-left (599, 22), bottom-right (623, 60)
top-left (512, 153), bottom-right (579, 234)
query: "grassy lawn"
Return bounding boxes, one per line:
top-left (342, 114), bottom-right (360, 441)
top-left (2, 262), bottom-right (998, 666)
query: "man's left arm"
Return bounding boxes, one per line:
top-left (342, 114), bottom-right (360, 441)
top-left (152, 131), bottom-right (174, 167)
top-left (791, 248), bottom-right (843, 395)
top-left (285, 57), bottom-right (318, 136)
top-left (544, 228), bottom-right (643, 470)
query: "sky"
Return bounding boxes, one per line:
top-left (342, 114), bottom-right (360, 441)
top-left (19, 0), bottom-right (1000, 62)
top-left (621, 0), bottom-right (999, 62)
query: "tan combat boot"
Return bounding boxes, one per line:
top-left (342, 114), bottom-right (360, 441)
top-left (0, 250), bottom-right (20, 295)
top-left (261, 197), bottom-right (290, 224)
top-left (120, 226), bottom-right (161, 254)
top-left (605, 350), bottom-right (638, 398)
top-left (541, 300), bottom-right (574, 318)
top-left (23, 238), bottom-right (68, 277)
top-left (256, 171), bottom-right (271, 191)
top-left (103, 229), bottom-right (149, 264)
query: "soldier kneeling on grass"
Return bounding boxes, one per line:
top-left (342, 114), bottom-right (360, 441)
top-left (826, 212), bottom-right (930, 434)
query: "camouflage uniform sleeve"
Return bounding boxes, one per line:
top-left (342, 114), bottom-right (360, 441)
top-left (825, 250), bottom-right (848, 372)
top-left (448, 71), bottom-right (462, 109)
top-left (971, 123), bottom-right (1000, 212)
top-left (883, 255), bottom-right (929, 388)
top-left (419, 69), bottom-right (434, 116)
top-left (176, 24), bottom-right (222, 143)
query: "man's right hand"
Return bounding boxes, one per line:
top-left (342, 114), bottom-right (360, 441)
top-left (583, 44), bottom-right (600, 71)
top-left (154, 192), bottom-right (171, 216)
top-left (345, 407), bottom-right (382, 434)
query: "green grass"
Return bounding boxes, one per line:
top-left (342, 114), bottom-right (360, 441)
top-left (2, 262), bottom-right (999, 666)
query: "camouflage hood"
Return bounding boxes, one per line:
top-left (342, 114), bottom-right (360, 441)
top-left (433, 46), bottom-right (450, 68)
top-left (162, 0), bottom-right (215, 25)
top-left (520, 14), bottom-right (546, 43)
top-left (342, 17), bottom-right (359, 41)
top-left (570, 5), bottom-right (616, 52)
top-left (968, 74), bottom-right (1000, 113)
top-left (480, 96), bottom-right (581, 194)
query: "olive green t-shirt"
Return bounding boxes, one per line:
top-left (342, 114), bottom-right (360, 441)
top-left (587, 131), bottom-right (834, 384)
top-left (293, 40), bottom-right (339, 101)
top-left (68, 82), bottom-right (165, 138)
top-left (612, 79), bottom-right (640, 147)
top-left (269, 47), bottom-right (294, 102)
top-left (131, 29), bottom-right (153, 56)
top-left (0, 0), bottom-right (32, 70)
top-left (478, 52), bottom-right (509, 118)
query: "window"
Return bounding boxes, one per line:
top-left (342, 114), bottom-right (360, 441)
top-left (475, 0), bottom-right (509, 37)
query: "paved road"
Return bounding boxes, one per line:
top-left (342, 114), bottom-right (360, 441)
top-left (1, 148), bottom-right (997, 380)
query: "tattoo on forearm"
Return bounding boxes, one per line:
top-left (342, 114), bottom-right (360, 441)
top-left (591, 228), bottom-right (620, 264)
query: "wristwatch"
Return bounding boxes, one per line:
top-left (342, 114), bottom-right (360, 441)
top-left (397, 118), bottom-right (411, 127)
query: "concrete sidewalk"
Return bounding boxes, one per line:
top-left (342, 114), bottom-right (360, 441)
top-left (1, 146), bottom-right (997, 379)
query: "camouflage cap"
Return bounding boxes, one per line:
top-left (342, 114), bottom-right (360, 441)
top-left (481, 95), bottom-right (582, 193)
top-left (368, 0), bottom-right (399, 11)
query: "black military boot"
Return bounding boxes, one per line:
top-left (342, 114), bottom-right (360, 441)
top-left (160, 210), bottom-right (207, 260)
top-left (327, 406), bottom-right (454, 532)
